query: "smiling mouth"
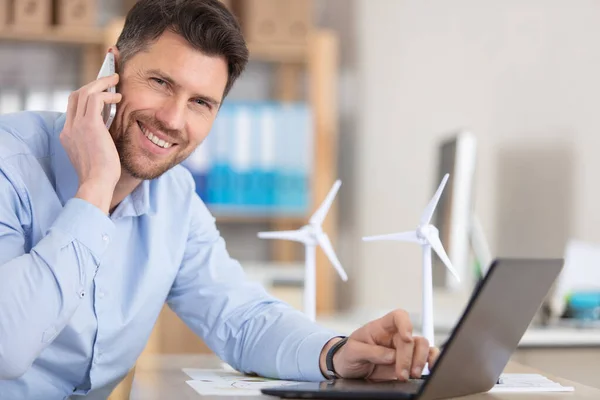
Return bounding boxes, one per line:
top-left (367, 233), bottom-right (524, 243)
top-left (138, 121), bottom-right (175, 149)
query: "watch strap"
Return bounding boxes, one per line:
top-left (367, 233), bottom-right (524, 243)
top-left (325, 336), bottom-right (348, 379)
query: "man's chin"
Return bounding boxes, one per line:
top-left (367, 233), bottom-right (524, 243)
top-left (122, 161), bottom-right (171, 181)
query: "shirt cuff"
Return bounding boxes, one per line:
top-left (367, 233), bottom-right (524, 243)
top-left (297, 331), bottom-right (341, 381)
top-left (51, 198), bottom-right (116, 262)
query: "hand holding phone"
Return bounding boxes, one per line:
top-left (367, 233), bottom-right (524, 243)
top-left (97, 52), bottom-right (117, 129)
top-left (60, 54), bottom-right (122, 214)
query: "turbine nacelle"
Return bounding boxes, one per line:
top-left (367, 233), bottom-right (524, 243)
top-left (416, 225), bottom-right (439, 243)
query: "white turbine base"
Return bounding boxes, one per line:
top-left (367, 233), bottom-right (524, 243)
top-left (304, 244), bottom-right (317, 321)
top-left (422, 244), bottom-right (434, 376)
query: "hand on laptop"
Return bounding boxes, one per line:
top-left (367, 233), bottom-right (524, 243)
top-left (320, 309), bottom-right (439, 381)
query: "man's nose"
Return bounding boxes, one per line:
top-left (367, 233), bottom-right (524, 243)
top-left (155, 97), bottom-right (186, 132)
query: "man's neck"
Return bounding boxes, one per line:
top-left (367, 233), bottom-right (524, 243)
top-left (110, 172), bottom-right (143, 214)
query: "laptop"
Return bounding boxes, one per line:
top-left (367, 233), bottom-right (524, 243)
top-left (262, 258), bottom-right (564, 400)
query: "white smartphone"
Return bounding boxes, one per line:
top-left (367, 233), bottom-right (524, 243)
top-left (97, 52), bottom-right (117, 129)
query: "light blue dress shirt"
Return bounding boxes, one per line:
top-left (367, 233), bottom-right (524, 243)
top-left (0, 111), bottom-right (338, 399)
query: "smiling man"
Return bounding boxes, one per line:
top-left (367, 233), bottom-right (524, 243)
top-left (0, 1), bottom-right (438, 399)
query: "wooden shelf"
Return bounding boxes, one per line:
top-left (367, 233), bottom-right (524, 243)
top-left (209, 205), bottom-right (308, 224)
top-left (0, 27), bottom-right (104, 46)
top-left (213, 214), bottom-right (307, 224)
top-left (248, 41), bottom-right (307, 64)
top-left (0, 26), bottom-right (308, 63)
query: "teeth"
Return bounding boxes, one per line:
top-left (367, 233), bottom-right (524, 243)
top-left (139, 122), bottom-right (173, 149)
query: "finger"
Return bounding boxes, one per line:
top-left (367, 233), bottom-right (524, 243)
top-left (394, 333), bottom-right (414, 381)
top-left (76, 74), bottom-right (120, 119)
top-left (410, 337), bottom-right (430, 378)
top-left (378, 310), bottom-right (413, 341)
top-left (428, 347), bottom-right (441, 368)
top-left (64, 91), bottom-right (79, 130)
top-left (368, 364), bottom-right (399, 381)
top-left (88, 73), bottom-right (120, 94)
top-left (344, 339), bottom-right (396, 366)
top-left (85, 92), bottom-right (122, 120)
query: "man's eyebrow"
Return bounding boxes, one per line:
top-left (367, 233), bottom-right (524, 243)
top-left (146, 69), bottom-right (221, 107)
top-left (195, 95), bottom-right (221, 108)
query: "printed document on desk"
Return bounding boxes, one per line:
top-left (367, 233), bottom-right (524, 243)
top-left (490, 374), bottom-right (575, 393)
top-left (183, 368), bottom-right (302, 396)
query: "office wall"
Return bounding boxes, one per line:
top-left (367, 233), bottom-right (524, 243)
top-left (349, 0), bottom-right (600, 314)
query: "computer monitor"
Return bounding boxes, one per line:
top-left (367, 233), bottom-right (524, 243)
top-left (433, 131), bottom-right (490, 291)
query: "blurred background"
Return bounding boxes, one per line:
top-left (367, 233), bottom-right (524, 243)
top-left (1, 0), bottom-right (600, 390)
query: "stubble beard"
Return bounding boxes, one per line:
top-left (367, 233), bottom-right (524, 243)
top-left (113, 112), bottom-right (186, 180)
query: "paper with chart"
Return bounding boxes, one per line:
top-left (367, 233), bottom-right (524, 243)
top-left (490, 374), bottom-right (574, 392)
top-left (183, 368), bottom-right (302, 396)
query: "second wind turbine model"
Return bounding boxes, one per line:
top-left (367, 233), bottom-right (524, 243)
top-left (362, 173), bottom-right (460, 374)
top-left (258, 180), bottom-right (348, 321)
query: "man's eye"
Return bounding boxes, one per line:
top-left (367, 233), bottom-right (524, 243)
top-left (152, 78), bottom-right (166, 86)
top-left (195, 99), bottom-right (210, 109)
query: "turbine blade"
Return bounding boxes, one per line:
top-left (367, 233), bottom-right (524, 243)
top-left (420, 173), bottom-right (450, 226)
top-left (310, 180), bottom-right (342, 226)
top-left (362, 231), bottom-right (419, 243)
top-left (316, 233), bottom-right (348, 281)
top-left (257, 230), bottom-right (307, 243)
top-left (423, 231), bottom-right (461, 282)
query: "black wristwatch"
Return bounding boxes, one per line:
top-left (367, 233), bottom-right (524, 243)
top-left (325, 336), bottom-right (348, 379)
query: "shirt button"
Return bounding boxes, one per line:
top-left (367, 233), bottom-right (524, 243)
top-left (97, 291), bottom-right (105, 299)
top-left (78, 289), bottom-right (86, 298)
top-left (102, 234), bottom-right (110, 243)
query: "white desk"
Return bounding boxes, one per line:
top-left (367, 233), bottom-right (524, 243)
top-left (130, 354), bottom-right (600, 400)
top-left (518, 326), bottom-right (600, 348)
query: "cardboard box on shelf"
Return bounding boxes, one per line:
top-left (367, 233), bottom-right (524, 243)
top-left (54, 0), bottom-right (96, 29)
top-left (232, 0), bottom-right (313, 45)
top-left (12, 0), bottom-right (52, 30)
top-left (282, 0), bottom-right (313, 44)
top-left (0, 0), bottom-right (10, 30)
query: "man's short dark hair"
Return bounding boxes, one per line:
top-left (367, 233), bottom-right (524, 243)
top-left (116, 0), bottom-right (249, 98)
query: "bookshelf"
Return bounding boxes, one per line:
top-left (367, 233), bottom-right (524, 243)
top-left (0, 13), bottom-right (340, 354)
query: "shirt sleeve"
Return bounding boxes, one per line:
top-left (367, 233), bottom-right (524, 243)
top-left (0, 164), bottom-right (115, 380)
top-left (166, 193), bottom-right (340, 381)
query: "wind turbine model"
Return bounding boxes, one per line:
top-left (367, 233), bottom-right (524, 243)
top-left (258, 180), bottom-right (348, 321)
top-left (362, 173), bottom-right (460, 374)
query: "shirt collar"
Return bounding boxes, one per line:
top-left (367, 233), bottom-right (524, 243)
top-left (51, 113), bottom-right (156, 218)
